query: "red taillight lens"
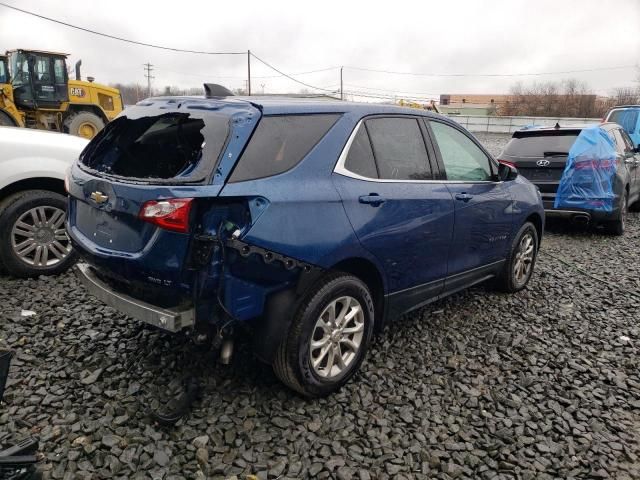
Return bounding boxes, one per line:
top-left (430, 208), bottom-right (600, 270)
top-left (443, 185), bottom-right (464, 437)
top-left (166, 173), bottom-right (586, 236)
top-left (139, 198), bottom-right (193, 233)
top-left (498, 159), bottom-right (516, 168)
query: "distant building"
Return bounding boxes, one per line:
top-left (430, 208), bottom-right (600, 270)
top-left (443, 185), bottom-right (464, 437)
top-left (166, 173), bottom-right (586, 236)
top-left (439, 94), bottom-right (509, 116)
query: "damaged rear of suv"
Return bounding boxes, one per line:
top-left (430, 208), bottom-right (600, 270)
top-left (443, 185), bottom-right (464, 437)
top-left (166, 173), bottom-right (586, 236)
top-left (69, 95), bottom-right (543, 397)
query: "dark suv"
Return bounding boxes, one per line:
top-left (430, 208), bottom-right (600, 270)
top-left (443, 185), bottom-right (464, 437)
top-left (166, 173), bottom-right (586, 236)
top-left (499, 123), bottom-right (640, 235)
top-left (68, 96), bottom-right (544, 396)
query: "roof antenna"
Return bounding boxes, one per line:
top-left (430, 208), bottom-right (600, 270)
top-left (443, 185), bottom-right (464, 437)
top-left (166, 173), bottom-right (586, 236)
top-left (203, 83), bottom-right (234, 98)
top-left (554, 122), bottom-right (561, 129)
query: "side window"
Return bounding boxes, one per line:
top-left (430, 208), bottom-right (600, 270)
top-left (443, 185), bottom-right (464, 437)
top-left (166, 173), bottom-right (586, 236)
top-left (0, 61), bottom-right (6, 84)
top-left (429, 121), bottom-right (493, 181)
top-left (34, 56), bottom-right (52, 83)
top-left (229, 114), bottom-right (340, 183)
top-left (620, 130), bottom-right (636, 151)
top-left (365, 117), bottom-right (432, 180)
top-left (612, 130), bottom-right (628, 155)
top-left (53, 59), bottom-right (66, 84)
top-left (344, 124), bottom-right (378, 178)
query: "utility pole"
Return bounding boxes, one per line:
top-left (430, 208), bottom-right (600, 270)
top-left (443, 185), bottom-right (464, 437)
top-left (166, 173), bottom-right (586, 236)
top-left (247, 50), bottom-right (251, 96)
top-left (144, 62), bottom-right (154, 98)
top-left (340, 66), bottom-right (344, 101)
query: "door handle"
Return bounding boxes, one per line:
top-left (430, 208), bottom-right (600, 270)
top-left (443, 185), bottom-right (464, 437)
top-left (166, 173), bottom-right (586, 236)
top-left (359, 194), bottom-right (386, 206)
top-left (455, 192), bottom-right (473, 202)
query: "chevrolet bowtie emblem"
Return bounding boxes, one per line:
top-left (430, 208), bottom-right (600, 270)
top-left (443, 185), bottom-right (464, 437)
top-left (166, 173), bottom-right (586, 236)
top-left (90, 191), bottom-right (109, 204)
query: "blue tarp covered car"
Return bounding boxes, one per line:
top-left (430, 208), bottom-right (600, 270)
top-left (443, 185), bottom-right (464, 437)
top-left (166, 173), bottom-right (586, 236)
top-left (499, 122), bottom-right (640, 235)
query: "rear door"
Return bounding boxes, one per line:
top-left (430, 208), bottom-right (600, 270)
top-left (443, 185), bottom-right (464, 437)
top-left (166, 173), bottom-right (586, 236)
top-left (332, 116), bottom-right (454, 310)
top-left (426, 119), bottom-right (512, 287)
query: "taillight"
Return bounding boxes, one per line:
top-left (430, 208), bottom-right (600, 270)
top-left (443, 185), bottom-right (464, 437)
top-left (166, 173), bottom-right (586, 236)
top-left (498, 160), bottom-right (516, 168)
top-left (139, 198), bottom-right (193, 233)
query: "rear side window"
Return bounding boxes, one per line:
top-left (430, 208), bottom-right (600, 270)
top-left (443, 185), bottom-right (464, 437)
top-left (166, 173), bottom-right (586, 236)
top-left (81, 112), bottom-right (228, 180)
top-left (365, 117), bottom-right (432, 180)
top-left (503, 133), bottom-right (579, 157)
top-left (344, 124), bottom-right (378, 178)
top-left (229, 114), bottom-right (339, 183)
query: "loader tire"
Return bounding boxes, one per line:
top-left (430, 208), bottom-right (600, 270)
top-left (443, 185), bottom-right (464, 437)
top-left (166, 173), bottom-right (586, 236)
top-left (0, 110), bottom-right (17, 126)
top-left (64, 111), bottom-right (105, 139)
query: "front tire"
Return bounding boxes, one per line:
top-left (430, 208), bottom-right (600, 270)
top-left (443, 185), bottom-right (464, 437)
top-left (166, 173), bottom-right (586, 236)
top-left (0, 190), bottom-right (77, 278)
top-left (273, 273), bottom-right (375, 397)
top-left (63, 111), bottom-right (105, 139)
top-left (495, 221), bottom-right (539, 293)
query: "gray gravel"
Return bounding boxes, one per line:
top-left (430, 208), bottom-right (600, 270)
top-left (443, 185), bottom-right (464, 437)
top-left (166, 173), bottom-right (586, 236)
top-left (1, 132), bottom-right (639, 479)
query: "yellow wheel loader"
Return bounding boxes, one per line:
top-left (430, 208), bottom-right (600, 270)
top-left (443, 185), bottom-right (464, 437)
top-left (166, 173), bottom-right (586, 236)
top-left (0, 49), bottom-right (123, 139)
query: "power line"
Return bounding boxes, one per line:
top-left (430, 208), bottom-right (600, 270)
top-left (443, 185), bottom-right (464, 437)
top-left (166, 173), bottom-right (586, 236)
top-left (249, 53), bottom-right (337, 93)
top-left (344, 83), bottom-right (441, 97)
top-left (154, 65), bottom-right (339, 80)
top-left (0, 2), bottom-right (245, 55)
top-left (344, 64), bottom-right (637, 78)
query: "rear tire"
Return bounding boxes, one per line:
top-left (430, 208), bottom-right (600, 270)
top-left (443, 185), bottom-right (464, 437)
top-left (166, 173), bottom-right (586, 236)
top-left (605, 192), bottom-right (628, 236)
top-left (495, 221), bottom-right (539, 293)
top-left (0, 190), bottom-right (77, 278)
top-left (0, 110), bottom-right (17, 126)
top-left (273, 272), bottom-right (375, 397)
top-left (63, 111), bottom-right (105, 139)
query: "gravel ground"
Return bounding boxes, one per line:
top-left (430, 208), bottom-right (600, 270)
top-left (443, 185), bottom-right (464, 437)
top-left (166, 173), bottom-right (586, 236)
top-left (1, 133), bottom-right (640, 479)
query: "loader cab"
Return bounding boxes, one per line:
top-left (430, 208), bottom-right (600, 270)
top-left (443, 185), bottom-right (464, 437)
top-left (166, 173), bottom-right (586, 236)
top-left (7, 49), bottom-right (69, 110)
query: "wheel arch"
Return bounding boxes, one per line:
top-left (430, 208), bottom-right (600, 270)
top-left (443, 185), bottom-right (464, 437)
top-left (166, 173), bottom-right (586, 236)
top-left (525, 212), bottom-right (543, 249)
top-left (0, 177), bottom-right (66, 209)
top-left (254, 255), bottom-right (387, 364)
top-left (330, 257), bottom-right (386, 332)
top-left (64, 104), bottom-right (109, 125)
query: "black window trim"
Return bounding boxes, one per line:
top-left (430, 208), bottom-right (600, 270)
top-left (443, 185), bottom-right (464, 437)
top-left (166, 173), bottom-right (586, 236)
top-left (335, 115), bottom-right (501, 184)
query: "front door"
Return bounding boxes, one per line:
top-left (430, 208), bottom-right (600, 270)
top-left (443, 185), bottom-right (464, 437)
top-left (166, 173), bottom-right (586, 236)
top-left (426, 119), bottom-right (513, 291)
top-left (30, 54), bottom-right (68, 109)
top-left (332, 116), bottom-right (455, 314)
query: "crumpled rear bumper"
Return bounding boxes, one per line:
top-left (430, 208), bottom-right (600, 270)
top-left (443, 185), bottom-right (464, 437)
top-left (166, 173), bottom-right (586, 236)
top-left (75, 263), bottom-right (195, 333)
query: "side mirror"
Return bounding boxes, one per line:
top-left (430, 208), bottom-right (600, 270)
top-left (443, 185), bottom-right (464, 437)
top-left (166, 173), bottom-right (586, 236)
top-left (498, 162), bottom-right (518, 181)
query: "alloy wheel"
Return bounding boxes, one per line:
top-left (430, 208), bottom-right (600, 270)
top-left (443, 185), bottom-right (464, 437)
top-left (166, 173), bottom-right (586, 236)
top-left (10, 206), bottom-right (72, 267)
top-left (309, 296), bottom-right (365, 379)
top-left (513, 232), bottom-right (535, 285)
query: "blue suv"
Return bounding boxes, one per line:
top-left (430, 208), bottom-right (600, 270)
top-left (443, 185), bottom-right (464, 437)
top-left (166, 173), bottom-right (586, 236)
top-left (67, 96), bottom-right (544, 397)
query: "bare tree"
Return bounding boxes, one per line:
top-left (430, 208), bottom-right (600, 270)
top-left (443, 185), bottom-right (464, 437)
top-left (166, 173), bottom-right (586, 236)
top-left (505, 78), bottom-right (597, 117)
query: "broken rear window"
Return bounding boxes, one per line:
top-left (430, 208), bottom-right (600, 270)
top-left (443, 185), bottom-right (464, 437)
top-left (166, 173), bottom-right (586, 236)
top-left (80, 112), bottom-right (229, 181)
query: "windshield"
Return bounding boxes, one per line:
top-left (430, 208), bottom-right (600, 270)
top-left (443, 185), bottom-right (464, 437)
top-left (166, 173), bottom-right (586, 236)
top-left (9, 52), bottom-right (30, 87)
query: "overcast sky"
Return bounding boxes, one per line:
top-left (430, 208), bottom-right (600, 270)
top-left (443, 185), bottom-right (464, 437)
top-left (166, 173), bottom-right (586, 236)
top-left (0, 0), bottom-right (638, 101)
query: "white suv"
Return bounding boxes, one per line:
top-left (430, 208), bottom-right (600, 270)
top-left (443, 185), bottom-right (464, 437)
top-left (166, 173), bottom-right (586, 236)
top-left (0, 127), bottom-right (88, 277)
